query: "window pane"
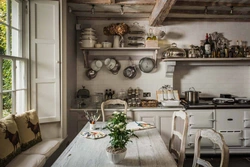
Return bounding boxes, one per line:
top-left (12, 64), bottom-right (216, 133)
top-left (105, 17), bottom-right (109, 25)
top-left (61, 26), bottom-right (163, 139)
top-left (0, 24), bottom-right (7, 55)
top-left (16, 60), bottom-right (25, 89)
top-left (3, 59), bottom-right (12, 91)
top-left (0, 0), bottom-right (7, 23)
top-left (11, 28), bottom-right (20, 56)
top-left (3, 92), bottom-right (12, 117)
top-left (11, 0), bottom-right (20, 29)
top-left (16, 90), bottom-right (26, 114)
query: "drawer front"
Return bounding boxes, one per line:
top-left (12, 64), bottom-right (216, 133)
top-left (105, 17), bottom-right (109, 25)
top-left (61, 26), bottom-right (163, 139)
top-left (187, 129), bottom-right (213, 148)
top-left (244, 111), bottom-right (250, 128)
top-left (219, 130), bottom-right (242, 146)
top-left (188, 111), bottom-right (214, 128)
top-left (243, 130), bottom-right (250, 146)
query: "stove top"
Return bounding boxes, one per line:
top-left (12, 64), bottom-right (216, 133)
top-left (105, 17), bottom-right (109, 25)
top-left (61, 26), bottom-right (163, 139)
top-left (181, 97), bottom-right (250, 109)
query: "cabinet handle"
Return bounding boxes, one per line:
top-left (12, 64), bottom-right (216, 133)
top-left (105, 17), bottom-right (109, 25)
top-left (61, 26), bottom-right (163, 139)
top-left (209, 119), bottom-right (216, 122)
top-left (243, 119), bottom-right (250, 122)
top-left (189, 124), bottom-right (195, 126)
top-left (239, 137), bottom-right (245, 140)
top-left (227, 118), bottom-right (233, 121)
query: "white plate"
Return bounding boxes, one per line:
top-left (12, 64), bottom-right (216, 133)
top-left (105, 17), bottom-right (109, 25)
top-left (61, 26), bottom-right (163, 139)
top-left (81, 131), bottom-right (106, 139)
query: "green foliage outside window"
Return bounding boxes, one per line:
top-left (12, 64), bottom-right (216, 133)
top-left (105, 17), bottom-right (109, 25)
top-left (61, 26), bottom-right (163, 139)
top-left (0, 0), bottom-right (12, 116)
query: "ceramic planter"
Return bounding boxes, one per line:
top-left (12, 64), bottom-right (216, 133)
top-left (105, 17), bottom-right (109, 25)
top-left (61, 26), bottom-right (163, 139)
top-left (106, 147), bottom-right (127, 164)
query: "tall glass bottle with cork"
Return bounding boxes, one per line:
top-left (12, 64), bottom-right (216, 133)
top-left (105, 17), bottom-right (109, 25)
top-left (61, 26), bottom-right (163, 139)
top-left (204, 33), bottom-right (211, 58)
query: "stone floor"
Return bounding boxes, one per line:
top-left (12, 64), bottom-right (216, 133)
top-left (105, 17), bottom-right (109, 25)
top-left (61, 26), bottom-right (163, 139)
top-left (184, 154), bottom-right (250, 167)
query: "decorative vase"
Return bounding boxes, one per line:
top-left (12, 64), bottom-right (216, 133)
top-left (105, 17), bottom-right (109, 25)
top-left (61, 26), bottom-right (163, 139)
top-left (106, 146), bottom-right (127, 164)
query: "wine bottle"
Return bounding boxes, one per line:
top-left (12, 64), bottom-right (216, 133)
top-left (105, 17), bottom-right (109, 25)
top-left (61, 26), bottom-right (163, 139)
top-left (204, 33), bottom-right (211, 58)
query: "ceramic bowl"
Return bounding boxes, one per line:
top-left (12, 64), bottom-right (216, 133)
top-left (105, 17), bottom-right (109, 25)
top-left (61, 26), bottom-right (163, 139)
top-left (81, 34), bottom-right (97, 40)
top-left (95, 43), bottom-right (103, 48)
top-left (102, 42), bottom-right (112, 48)
top-left (79, 39), bottom-right (97, 48)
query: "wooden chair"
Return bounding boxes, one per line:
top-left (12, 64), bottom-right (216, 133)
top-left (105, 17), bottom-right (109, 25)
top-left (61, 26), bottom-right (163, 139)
top-left (192, 129), bottom-right (229, 167)
top-left (101, 99), bottom-right (127, 122)
top-left (169, 110), bottom-right (189, 167)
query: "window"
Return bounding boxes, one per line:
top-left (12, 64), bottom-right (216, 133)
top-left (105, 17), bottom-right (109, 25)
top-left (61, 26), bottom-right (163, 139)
top-left (0, 0), bottom-right (27, 118)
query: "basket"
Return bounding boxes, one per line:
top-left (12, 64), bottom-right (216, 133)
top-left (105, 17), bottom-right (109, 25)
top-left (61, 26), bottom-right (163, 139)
top-left (141, 99), bottom-right (158, 107)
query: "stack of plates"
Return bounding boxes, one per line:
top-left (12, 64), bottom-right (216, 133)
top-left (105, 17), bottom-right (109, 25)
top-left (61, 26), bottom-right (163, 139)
top-left (79, 28), bottom-right (97, 48)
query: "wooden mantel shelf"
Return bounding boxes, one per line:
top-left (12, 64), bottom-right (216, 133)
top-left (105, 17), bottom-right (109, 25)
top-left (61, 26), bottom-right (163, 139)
top-left (162, 57), bottom-right (250, 78)
top-left (162, 57), bottom-right (250, 62)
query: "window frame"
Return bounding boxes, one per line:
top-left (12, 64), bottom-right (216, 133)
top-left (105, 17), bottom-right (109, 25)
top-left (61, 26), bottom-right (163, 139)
top-left (0, 0), bottom-right (27, 118)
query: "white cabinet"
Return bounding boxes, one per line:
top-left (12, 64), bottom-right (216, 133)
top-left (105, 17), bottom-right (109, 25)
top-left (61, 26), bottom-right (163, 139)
top-left (133, 111), bottom-right (175, 146)
top-left (186, 109), bottom-right (215, 152)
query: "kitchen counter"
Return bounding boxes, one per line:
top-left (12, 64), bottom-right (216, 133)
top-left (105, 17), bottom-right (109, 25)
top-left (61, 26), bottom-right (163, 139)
top-left (70, 105), bottom-right (184, 112)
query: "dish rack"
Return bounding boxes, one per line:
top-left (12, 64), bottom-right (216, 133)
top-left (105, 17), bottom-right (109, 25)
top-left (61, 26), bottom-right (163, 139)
top-left (126, 22), bottom-right (145, 47)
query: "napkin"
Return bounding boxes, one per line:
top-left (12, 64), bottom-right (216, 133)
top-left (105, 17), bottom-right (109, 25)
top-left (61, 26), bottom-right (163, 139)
top-left (126, 121), bottom-right (155, 131)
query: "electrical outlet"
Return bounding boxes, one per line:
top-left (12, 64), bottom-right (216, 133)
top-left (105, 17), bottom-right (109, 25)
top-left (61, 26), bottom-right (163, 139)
top-left (143, 92), bottom-right (151, 97)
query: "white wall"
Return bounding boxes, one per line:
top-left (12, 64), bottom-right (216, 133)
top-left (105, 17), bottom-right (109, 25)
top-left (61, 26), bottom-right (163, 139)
top-left (74, 20), bottom-right (250, 100)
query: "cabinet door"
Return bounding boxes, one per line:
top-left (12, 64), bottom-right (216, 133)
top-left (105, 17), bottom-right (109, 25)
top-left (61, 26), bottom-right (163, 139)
top-left (134, 111), bottom-right (174, 145)
top-left (187, 129), bottom-right (213, 148)
top-left (216, 109), bottom-right (244, 130)
top-left (188, 110), bottom-right (215, 128)
top-left (243, 130), bottom-right (250, 146)
top-left (219, 130), bottom-right (242, 147)
top-left (244, 111), bottom-right (250, 128)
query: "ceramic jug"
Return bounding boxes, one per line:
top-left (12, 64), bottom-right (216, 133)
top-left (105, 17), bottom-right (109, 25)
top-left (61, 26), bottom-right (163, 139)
top-left (113, 35), bottom-right (121, 48)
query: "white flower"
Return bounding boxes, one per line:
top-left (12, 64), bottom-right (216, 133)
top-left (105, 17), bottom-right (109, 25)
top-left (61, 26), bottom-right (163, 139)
top-left (114, 125), bottom-right (119, 128)
top-left (120, 127), bottom-right (125, 131)
top-left (113, 111), bottom-right (118, 115)
top-left (118, 122), bottom-right (124, 126)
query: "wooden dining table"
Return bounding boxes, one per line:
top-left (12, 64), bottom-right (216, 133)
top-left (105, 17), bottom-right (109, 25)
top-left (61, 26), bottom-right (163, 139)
top-left (52, 122), bottom-right (177, 167)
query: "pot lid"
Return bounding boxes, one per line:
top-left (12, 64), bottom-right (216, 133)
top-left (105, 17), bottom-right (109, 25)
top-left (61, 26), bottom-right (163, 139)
top-left (163, 43), bottom-right (186, 58)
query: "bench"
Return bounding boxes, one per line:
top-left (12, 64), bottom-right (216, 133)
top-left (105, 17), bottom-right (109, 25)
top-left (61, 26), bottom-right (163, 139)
top-left (0, 110), bottom-right (64, 167)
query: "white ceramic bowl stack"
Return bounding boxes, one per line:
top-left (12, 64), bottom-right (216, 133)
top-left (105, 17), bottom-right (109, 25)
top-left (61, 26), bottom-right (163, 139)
top-left (79, 28), bottom-right (97, 48)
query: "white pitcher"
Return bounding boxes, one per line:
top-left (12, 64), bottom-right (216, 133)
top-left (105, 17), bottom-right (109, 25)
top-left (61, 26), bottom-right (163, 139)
top-left (113, 35), bottom-right (121, 48)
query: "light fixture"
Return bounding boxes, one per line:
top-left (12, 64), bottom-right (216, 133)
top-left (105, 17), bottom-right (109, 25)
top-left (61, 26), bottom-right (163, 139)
top-left (230, 6), bottom-right (233, 14)
top-left (91, 4), bottom-right (95, 14)
top-left (120, 5), bottom-right (124, 15)
top-left (204, 6), bottom-right (208, 15)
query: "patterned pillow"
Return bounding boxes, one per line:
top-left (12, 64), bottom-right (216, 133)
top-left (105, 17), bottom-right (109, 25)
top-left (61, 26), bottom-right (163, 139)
top-left (14, 109), bottom-right (42, 151)
top-left (0, 115), bottom-right (22, 167)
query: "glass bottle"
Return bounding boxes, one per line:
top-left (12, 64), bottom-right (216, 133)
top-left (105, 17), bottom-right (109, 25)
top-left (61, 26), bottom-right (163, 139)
top-left (204, 33), bottom-right (211, 58)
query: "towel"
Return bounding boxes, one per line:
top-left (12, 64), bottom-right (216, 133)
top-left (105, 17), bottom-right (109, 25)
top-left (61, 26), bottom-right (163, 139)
top-left (127, 121), bottom-right (155, 131)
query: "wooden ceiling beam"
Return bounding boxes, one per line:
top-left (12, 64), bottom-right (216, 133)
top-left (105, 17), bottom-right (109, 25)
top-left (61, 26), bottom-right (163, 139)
top-left (149, 0), bottom-right (177, 26)
top-left (67, 0), bottom-right (156, 5)
top-left (175, 1), bottom-right (250, 7)
top-left (164, 18), bottom-right (250, 22)
top-left (170, 9), bottom-right (250, 16)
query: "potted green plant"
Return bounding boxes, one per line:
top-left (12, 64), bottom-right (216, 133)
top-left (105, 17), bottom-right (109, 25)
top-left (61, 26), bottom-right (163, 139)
top-left (105, 111), bottom-right (137, 164)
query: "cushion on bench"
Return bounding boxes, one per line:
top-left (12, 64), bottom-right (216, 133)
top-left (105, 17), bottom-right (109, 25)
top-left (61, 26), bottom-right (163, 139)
top-left (6, 154), bottom-right (46, 167)
top-left (14, 109), bottom-right (42, 151)
top-left (22, 138), bottom-right (63, 158)
top-left (0, 115), bottom-right (22, 167)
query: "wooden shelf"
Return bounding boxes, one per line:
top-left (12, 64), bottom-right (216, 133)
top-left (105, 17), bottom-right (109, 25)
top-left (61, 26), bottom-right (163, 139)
top-left (162, 57), bottom-right (250, 62)
top-left (81, 47), bottom-right (160, 68)
top-left (80, 47), bottom-right (160, 51)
